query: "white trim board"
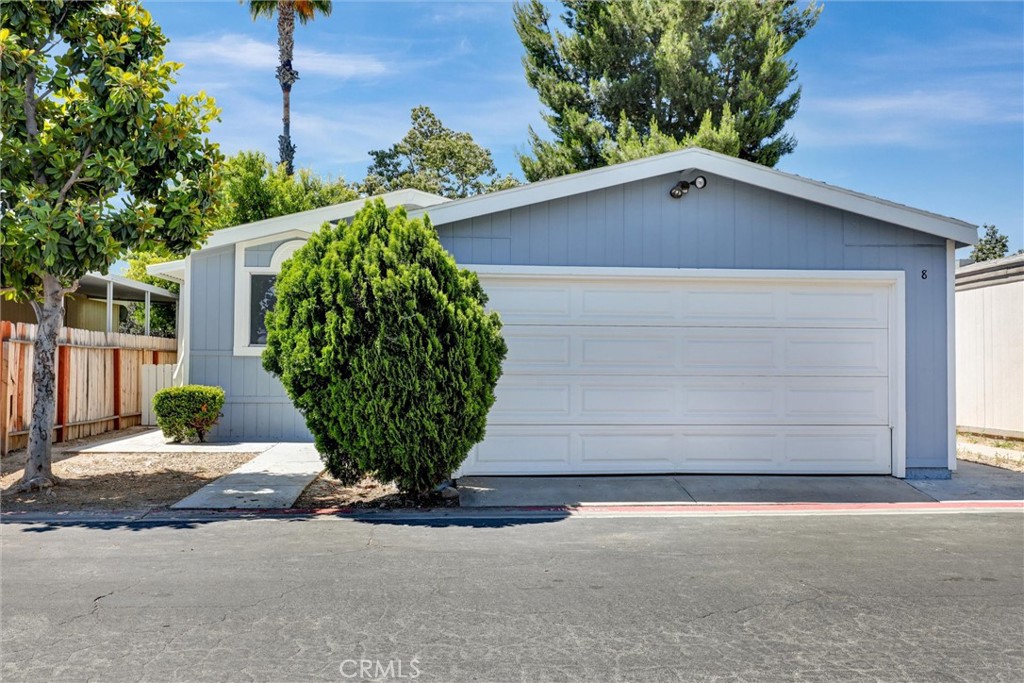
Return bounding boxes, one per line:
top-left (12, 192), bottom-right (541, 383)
top-left (946, 240), bottom-right (957, 472)
top-left (233, 232), bottom-right (307, 357)
top-left (409, 148), bottom-right (978, 247)
top-left (462, 264), bottom-right (908, 478)
top-left (201, 189), bottom-right (448, 252)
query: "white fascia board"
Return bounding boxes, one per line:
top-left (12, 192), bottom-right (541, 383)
top-left (410, 148), bottom-right (978, 246)
top-left (199, 189), bottom-right (450, 251)
top-left (145, 258), bottom-right (187, 284)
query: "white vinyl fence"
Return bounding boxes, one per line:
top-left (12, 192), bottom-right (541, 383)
top-left (141, 364), bottom-right (178, 426)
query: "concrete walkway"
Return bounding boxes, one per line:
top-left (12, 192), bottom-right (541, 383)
top-left (78, 428), bottom-right (276, 454)
top-left (171, 443), bottom-right (322, 509)
top-left (458, 460), bottom-right (1024, 507)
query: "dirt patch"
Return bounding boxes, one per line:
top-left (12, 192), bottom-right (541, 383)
top-left (957, 452), bottom-right (1024, 473)
top-left (1, 450), bottom-right (256, 512)
top-left (293, 473), bottom-right (457, 509)
top-left (957, 432), bottom-right (1024, 452)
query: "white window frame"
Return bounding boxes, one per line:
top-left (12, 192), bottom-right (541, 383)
top-left (233, 232), bottom-right (307, 357)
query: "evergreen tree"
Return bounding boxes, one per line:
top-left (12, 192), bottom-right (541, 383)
top-left (362, 106), bottom-right (518, 199)
top-left (514, 0), bottom-right (820, 180)
top-left (970, 224), bottom-right (1009, 262)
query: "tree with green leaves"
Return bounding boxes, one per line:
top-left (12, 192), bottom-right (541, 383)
top-left (362, 106), bottom-right (519, 199)
top-left (246, 0), bottom-right (332, 175)
top-left (970, 224), bottom-right (1010, 262)
top-left (208, 150), bottom-right (357, 229)
top-left (514, 0), bottom-right (820, 180)
top-left (121, 251), bottom-right (179, 337)
top-left (0, 1), bottom-right (221, 491)
top-left (263, 200), bottom-right (507, 493)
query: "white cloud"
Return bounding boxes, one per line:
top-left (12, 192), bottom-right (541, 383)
top-left (812, 90), bottom-right (1022, 126)
top-left (169, 33), bottom-right (390, 80)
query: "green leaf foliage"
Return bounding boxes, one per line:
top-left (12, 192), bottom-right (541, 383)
top-left (119, 250), bottom-right (178, 337)
top-left (970, 224), bottom-right (1009, 263)
top-left (153, 384), bottom-right (226, 443)
top-left (514, 0), bottom-right (820, 180)
top-left (362, 106), bottom-right (520, 199)
top-left (0, 0), bottom-right (223, 302)
top-left (263, 200), bottom-right (508, 493)
top-left (208, 150), bottom-right (358, 229)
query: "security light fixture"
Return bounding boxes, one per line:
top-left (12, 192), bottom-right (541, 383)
top-left (669, 181), bottom-right (689, 198)
top-left (669, 175), bottom-right (707, 199)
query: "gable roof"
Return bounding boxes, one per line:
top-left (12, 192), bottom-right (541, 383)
top-left (408, 147), bottom-right (978, 247)
top-left (199, 188), bottom-right (450, 251)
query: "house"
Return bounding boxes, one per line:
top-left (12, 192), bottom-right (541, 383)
top-left (149, 148), bottom-right (978, 479)
top-left (955, 253), bottom-right (1024, 439)
top-left (1, 272), bottom-right (177, 336)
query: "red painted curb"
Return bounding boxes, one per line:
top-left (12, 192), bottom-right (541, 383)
top-left (205, 500), bottom-right (1024, 516)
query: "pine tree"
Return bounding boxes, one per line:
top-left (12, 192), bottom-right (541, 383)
top-left (514, 0), bottom-right (820, 180)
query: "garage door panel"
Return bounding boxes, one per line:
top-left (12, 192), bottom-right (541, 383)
top-left (781, 430), bottom-right (891, 470)
top-left (501, 326), bottom-right (888, 376)
top-left (487, 376), bottom-right (888, 425)
top-left (487, 278), bottom-right (891, 329)
top-left (784, 379), bottom-right (888, 423)
top-left (782, 330), bottom-right (888, 374)
top-left (579, 432), bottom-right (676, 466)
top-left (783, 289), bottom-right (888, 327)
top-left (579, 287), bottom-right (676, 320)
top-left (473, 432), bottom-right (571, 466)
top-left (680, 288), bottom-right (778, 324)
top-left (491, 384), bottom-right (570, 417)
top-left (463, 426), bottom-right (892, 475)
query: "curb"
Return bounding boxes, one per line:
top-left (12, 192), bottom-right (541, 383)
top-left (2, 500), bottom-right (1022, 525)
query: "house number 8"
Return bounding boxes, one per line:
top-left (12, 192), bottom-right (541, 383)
top-left (921, 270), bottom-right (928, 280)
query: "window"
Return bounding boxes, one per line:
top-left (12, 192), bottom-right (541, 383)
top-left (234, 236), bottom-right (306, 356)
top-left (249, 274), bottom-right (277, 345)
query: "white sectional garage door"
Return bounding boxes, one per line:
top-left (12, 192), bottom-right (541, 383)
top-left (461, 268), bottom-right (902, 476)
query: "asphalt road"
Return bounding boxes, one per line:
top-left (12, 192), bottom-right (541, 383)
top-left (2, 512), bottom-right (1022, 682)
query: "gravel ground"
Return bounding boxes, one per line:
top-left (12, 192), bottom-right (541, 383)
top-left (1, 449), bottom-right (256, 512)
top-left (293, 473), bottom-right (456, 509)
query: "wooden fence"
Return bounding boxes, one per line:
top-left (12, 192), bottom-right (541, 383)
top-left (141, 364), bottom-right (177, 426)
top-left (0, 321), bottom-right (177, 455)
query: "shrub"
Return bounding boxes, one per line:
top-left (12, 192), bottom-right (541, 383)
top-left (263, 199), bottom-right (507, 493)
top-left (152, 385), bottom-right (226, 443)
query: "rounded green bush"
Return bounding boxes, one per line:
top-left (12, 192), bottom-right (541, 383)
top-left (152, 385), bottom-right (225, 443)
top-left (263, 199), bottom-right (507, 493)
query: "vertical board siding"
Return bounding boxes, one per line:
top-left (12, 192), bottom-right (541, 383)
top-left (189, 246), bottom-right (312, 441)
top-left (191, 172), bottom-right (952, 466)
top-left (433, 172), bottom-right (951, 470)
top-left (956, 280), bottom-right (1024, 435)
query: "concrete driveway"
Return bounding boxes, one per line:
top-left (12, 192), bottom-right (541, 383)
top-left (458, 460), bottom-right (1024, 507)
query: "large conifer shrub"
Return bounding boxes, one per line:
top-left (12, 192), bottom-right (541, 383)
top-left (263, 200), bottom-right (507, 493)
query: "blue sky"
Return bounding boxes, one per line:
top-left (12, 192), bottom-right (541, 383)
top-left (148, 0), bottom-right (1024, 254)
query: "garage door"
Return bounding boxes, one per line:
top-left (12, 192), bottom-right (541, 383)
top-left (460, 268), bottom-right (901, 476)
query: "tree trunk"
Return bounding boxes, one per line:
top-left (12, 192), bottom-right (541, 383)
top-left (276, 0), bottom-right (298, 175)
top-left (18, 274), bottom-right (66, 491)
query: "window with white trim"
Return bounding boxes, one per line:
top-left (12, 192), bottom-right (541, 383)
top-left (233, 236), bottom-right (306, 356)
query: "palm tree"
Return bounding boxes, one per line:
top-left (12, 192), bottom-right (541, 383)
top-left (246, 0), bottom-right (332, 175)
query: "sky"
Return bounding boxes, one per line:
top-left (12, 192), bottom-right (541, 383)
top-left (147, 0), bottom-right (1024, 255)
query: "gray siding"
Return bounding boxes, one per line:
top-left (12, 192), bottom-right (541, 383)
top-left (244, 239), bottom-right (293, 267)
top-left (435, 173), bottom-right (950, 470)
top-left (190, 171), bottom-right (950, 469)
top-left (189, 246), bottom-right (312, 441)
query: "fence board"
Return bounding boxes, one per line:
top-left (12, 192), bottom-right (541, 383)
top-left (0, 322), bottom-right (178, 454)
top-left (142, 364), bottom-right (176, 426)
